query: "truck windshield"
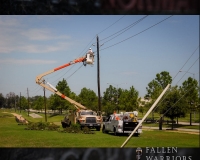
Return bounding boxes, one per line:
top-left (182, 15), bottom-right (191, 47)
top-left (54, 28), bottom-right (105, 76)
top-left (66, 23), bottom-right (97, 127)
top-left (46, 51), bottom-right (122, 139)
top-left (80, 112), bottom-right (94, 115)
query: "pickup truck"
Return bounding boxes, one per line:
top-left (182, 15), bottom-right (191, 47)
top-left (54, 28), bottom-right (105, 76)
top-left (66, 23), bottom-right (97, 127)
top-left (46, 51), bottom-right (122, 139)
top-left (102, 112), bottom-right (142, 136)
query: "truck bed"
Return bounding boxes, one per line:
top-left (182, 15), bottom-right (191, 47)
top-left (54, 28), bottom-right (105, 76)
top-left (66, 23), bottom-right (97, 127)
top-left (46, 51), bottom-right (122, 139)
top-left (123, 121), bottom-right (138, 132)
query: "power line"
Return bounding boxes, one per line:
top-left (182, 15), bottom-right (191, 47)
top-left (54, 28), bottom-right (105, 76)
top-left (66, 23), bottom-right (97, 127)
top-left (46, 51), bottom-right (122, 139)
top-left (100, 15), bottom-right (148, 44)
top-left (66, 64), bottom-right (84, 80)
top-left (99, 15), bottom-right (173, 52)
top-left (146, 44), bottom-right (199, 114)
top-left (47, 16), bottom-right (126, 85)
top-left (172, 45), bottom-right (200, 82)
top-left (175, 57), bottom-right (199, 85)
top-left (31, 86), bottom-right (43, 96)
top-left (162, 85), bottom-right (196, 118)
top-left (149, 55), bottom-right (199, 114)
top-left (98, 15), bottom-right (126, 35)
top-left (45, 16), bottom-right (126, 86)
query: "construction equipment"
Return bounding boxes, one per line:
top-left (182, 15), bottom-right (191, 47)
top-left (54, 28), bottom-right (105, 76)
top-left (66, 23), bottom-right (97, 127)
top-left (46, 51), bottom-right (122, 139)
top-left (35, 49), bottom-right (102, 131)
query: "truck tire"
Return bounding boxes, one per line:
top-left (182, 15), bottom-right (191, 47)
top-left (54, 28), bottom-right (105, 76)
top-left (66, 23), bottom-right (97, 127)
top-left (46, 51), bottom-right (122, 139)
top-left (134, 133), bottom-right (139, 137)
top-left (96, 126), bottom-right (101, 131)
top-left (114, 128), bottom-right (118, 136)
top-left (102, 126), bottom-right (105, 133)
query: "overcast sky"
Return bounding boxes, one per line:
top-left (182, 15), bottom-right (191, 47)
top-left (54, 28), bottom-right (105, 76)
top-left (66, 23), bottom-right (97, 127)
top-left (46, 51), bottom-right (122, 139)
top-left (0, 15), bottom-right (199, 98)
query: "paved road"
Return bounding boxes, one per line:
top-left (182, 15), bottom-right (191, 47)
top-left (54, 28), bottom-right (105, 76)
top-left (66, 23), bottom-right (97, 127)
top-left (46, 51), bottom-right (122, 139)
top-left (142, 126), bottom-right (199, 133)
top-left (178, 122), bottom-right (199, 126)
top-left (143, 121), bottom-right (199, 133)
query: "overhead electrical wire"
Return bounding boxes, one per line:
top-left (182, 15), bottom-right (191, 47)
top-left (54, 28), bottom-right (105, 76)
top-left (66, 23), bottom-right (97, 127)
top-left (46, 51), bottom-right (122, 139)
top-left (99, 15), bottom-right (173, 52)
top-left (29, 86), bottom-right (43, 96)
top-left (162, 85), bottom-right (197, 118)
top-left (49, 16), bottom-right (127, 85)
top-left (152, 56), bottom-right (199, 113)
top-left (98, 15), bottom-right (126, 35)
top-left (45, 15), bottom-right (173, 96)
top-left (147, 45), bottom-right (199, 114)
top-left (172, 44), bottom-right (199, 81)
top-left (99, 15), bottom-right (148, 44)
top-left (175, 57), bottom-right (199, 85)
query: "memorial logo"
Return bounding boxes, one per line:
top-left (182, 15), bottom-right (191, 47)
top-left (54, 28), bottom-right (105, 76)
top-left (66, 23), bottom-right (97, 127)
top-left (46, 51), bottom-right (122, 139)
top-left (136, 147), bottom-right (142, 160)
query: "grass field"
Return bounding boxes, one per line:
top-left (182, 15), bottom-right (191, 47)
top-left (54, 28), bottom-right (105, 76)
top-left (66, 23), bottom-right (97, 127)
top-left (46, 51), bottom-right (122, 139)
top-left (0, 109), bottom-right (199, 148)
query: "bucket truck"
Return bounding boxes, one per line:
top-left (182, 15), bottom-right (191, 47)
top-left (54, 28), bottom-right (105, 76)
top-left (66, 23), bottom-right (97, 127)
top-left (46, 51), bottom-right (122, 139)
top-left (35, 49), bottom-right (102, 131)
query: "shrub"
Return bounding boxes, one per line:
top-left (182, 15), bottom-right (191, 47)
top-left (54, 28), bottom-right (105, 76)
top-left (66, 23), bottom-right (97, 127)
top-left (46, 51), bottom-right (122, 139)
top-left (64, 123), bottom-right (81, 133)
top-left (47, 123), bottom-right (60, 131)
top-left (82, 127), bottom-right (95, 134)
top-left (25, 122), bottom-right (59, 131)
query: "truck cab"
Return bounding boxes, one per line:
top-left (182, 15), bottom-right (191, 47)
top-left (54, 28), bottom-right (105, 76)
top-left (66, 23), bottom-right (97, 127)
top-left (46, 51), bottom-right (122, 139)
top-left (61, 109), bottom-right (101, 131)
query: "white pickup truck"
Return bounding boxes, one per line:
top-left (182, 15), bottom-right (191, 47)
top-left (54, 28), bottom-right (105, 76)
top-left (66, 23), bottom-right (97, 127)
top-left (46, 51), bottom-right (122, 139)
top-left (102, 112), bottom-right (142, 136)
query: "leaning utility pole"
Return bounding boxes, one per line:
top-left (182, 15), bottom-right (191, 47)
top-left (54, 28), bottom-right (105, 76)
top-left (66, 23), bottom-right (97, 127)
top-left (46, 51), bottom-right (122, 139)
top-left (121, 84), bottom-right (171, 148)
top-left (43, 81), bottom-right (47, 122)
top-left (97, 35), bottom-right (101, 113)
top-left (27, 88), bottom-right (30, 116)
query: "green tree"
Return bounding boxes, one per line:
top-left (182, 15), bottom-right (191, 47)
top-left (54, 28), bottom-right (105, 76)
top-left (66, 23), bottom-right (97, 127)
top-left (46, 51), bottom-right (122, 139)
top-left (55, 79), bottom-right (72, 114)
top-left (155, 71), bottom-right (172, 89)
top-left (0, 93), bottom-right (5, 108)
top-left (32, 96), bottom-right (44, 111)
top-left (20, 96), bottom-right (28, 110)
top-left (102, 85), bottom-right (139, 115)
top-left (160, 86), bottom-right (187, 129)
top-left (6, 92), bottom-right (16, 108)
top-left (145, 71), bottom-right (172, 100)
top-left (102, 85), bottom-right (118, 115)
top-left (119, 86), bottom-right (139, 112)
top-left (78, 87), bottom-right (98, 111)
top-left (179, 77), bottom-right (199, 125)
top-left (48, 94), bottom-right (56, 111)
top-left (145, 71), bottom-right (172, 120)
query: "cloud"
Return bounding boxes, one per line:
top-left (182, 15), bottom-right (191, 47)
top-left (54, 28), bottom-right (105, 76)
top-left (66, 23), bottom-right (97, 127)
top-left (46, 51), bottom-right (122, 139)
top-left (20, 28), bottom-right (70, 41)
top-left (0, 58), bottom-right (57, 65)
top-left (0, 18), bottom-right (72, 54)
top-left (0, 17), bottom-right (22, 27)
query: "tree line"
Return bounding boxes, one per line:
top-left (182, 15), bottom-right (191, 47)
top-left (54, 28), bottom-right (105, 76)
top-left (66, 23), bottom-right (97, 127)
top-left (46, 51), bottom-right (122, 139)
top-left (0, 71), bottom-right (199, 123)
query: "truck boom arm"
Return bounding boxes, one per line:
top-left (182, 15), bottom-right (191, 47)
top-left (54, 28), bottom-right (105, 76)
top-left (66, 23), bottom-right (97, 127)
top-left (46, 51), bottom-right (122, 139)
top-left (35, 53), bottom-right (94, 110)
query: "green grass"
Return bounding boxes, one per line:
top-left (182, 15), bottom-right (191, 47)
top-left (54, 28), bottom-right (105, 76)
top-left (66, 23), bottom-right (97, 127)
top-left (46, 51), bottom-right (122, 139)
top-left (0, 110), bottom-right (199, 148)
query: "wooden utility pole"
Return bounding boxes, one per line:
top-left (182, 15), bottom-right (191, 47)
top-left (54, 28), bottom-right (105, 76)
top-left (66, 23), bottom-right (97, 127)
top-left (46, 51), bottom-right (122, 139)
top-left (97, 35), bottom-right (101, 113)
top-left (43, 81), bottom-right (47, 122)
top-left (27, 88), bottom-right (30, 116)
top-left (14, 97), bottom-right (16, 112)
top-left (20, 92), bottom-right (21, 113)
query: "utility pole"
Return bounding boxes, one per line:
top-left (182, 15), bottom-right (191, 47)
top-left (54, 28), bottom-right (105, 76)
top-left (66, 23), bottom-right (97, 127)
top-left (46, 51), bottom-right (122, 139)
top-left (43, 81), bottom-right (47, 122)
top-left (97, 35), bottom-right (101, 113)
top-left (27, 88), bottom-right (30, 116)
top-left (14, 96), bottom-right (16, 112)
top-left (20, 92), bottom-right (21, 113)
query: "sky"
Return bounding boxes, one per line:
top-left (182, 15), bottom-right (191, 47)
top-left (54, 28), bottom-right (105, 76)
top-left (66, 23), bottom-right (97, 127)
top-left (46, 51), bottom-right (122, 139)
top-left (0, 15), bottom-right (199, 99)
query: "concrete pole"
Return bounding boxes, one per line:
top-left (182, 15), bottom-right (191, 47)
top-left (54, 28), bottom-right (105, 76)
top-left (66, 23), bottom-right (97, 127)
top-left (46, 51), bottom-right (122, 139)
top-left (121, 84), bottom-right (171, 148)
